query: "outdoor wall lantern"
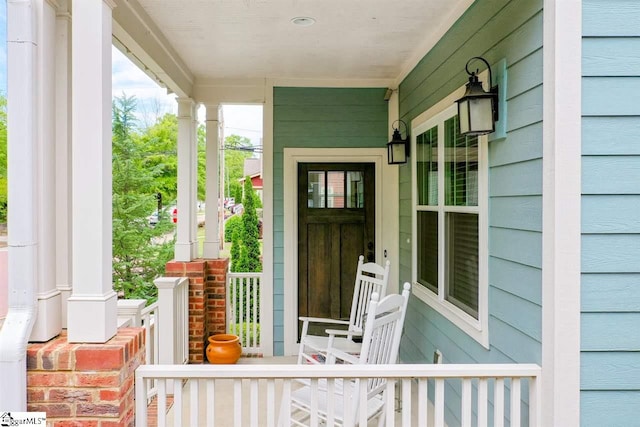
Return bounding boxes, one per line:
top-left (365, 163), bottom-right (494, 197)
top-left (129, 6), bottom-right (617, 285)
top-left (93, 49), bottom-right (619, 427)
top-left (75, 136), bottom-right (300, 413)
top-left (387, 120), bottom-right (409, 165)
top-left (456, 56), bottom-right (499, 136)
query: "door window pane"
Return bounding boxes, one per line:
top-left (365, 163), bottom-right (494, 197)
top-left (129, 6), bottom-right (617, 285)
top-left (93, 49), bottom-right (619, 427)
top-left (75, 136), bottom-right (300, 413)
top-left (347, 171), bottom-right (364, 208)
top-left (308, 171), bottom-right (325, 208)
top-left (327, 172), bottom-right (345, 208)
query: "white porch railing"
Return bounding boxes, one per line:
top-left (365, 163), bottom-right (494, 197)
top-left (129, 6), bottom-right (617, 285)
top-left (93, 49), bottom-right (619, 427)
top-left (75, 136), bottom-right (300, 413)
top-left (227, 272), bottom-right (262, 355)
top-left (135, 363), bottom-right (541, 427)
top-left (116, 298), bottom-right (160, 400)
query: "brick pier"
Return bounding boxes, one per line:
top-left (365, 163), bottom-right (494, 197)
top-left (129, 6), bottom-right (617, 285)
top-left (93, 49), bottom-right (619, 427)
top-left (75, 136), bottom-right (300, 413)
top-left (26, 328), bottom-right (145, 427)
top-left (165, 258), bottom-right (229, 363)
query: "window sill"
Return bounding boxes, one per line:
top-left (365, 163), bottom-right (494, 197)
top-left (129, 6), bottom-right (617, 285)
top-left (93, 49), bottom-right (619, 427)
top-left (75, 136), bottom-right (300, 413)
top-left (412, 282), bottom-right (489, 349)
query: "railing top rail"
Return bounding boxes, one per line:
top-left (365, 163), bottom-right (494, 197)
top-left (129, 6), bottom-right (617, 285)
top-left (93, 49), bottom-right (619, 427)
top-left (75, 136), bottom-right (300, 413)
top-left (140, 301), bottom-right (159, 317)
top-left (135, 363), bottom-right (541, 380)
top-left (227, 272), bottom-right (263, 279)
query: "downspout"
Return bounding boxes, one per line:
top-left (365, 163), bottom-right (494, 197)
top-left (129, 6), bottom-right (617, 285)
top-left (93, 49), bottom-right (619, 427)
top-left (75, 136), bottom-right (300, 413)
top-left (0, 0), bottom-right (39, 410)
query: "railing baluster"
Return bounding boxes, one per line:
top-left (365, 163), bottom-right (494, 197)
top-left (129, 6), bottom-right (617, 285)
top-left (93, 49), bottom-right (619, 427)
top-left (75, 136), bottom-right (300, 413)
top-left (461, 378), bottom-right (472, 427)
top-left (206, 379), bottom-right (215, 427)
top-left (326, 378), bottom-right (335, 426)
top-left (418, 378), bottom-right (428, 426)
top-left (478, 378), bottom-right (488, 427)
top-left (158, 380), bottom-right (167, 427)
top-left (511, 378), bottom-right (521, 427)
top-left (385, 380), bottom-right (395, 427)
top-left (174, 379), bottom-right (183, 427)
top-left (251, 379), bottom-right (259, 427)
top-left (435, 378), bottom-right (445, 427)
top-left (495, 378), bottom-right (505, 427)
top-left (402, 378), bottom-right (411, 427)
top-left (358, 378), bottom-right (368, 427)
top-left (234, 379), bottom-right (242, 427)
top-left (190, 379), bottom-right (198, 427)
top-left (267, 379), bottom-right (275, 427)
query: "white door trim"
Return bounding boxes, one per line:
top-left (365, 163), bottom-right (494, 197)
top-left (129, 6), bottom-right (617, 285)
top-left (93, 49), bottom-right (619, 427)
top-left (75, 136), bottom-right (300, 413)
top-left (283, 148), bottom-right (398, 356)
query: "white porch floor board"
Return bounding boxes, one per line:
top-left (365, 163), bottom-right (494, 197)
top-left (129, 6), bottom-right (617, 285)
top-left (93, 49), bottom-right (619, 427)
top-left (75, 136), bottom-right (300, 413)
top-left (163, 357), bottom-right (438, 426)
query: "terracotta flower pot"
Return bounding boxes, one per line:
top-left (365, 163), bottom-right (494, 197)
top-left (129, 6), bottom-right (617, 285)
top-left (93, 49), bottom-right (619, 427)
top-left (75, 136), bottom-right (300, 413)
top-left (206, 334), bottom-right (242, 364)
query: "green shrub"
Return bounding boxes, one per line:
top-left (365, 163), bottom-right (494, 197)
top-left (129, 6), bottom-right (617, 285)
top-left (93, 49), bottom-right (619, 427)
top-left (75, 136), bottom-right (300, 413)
top-left (225, 215), bottom-right (242, 242)
top-left (230, 322), bottom-right (260, 346)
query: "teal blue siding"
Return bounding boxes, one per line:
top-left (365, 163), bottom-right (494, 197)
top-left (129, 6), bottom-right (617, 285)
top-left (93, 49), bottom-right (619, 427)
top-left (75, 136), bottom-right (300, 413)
top-left (271, 87), bottom-right (388, 355)
top-left (397, 0), bottom-right (543, 424)
top-left (582, 0), bottom-right (640, 423)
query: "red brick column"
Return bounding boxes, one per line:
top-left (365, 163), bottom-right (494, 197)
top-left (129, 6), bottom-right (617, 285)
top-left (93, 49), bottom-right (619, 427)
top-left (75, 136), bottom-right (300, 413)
top-left (205, 259), bottom-right (230, 339)
top-left (165, 258), bottom-right (228, 363)
top-left (26, 328), bottom-right (144, 427)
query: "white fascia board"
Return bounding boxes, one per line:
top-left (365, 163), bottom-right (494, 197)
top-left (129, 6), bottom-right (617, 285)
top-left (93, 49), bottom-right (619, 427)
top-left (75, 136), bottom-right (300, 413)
top-left (112, 0), bottom-right (193, 98)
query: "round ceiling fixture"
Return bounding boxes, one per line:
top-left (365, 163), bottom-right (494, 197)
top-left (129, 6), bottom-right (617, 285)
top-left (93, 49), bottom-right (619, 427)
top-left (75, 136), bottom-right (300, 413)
top-left (291, 16), bottom-right (316, 27)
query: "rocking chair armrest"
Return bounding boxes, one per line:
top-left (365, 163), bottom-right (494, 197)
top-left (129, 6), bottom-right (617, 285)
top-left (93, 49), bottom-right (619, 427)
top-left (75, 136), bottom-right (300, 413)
top-left (297, 316), bottom-right (350, 326)
top-left (325, 347), bottom-right (359, 365)
top-left (324, 328), bottom-right (362, 338)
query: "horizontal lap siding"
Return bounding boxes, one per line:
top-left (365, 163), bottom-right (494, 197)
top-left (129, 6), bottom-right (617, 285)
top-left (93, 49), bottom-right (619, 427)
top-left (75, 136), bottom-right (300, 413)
top-left (398, 0), bottom-right (543, 425)
top-left (582, 0), bottom-right (640, 424)
top-left (272, 87), bottom-right (388, 355)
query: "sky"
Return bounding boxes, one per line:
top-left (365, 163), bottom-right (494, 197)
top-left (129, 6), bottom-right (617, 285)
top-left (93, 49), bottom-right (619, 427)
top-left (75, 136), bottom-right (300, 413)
top-left (0, 1), bottom-right (262, 148)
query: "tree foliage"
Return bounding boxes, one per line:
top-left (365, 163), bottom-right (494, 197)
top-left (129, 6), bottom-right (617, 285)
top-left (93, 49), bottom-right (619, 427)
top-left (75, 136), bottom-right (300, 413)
top-left (112, 94), bottom-right (175, 303)
top-left (223, 134), bottom-right (253, 203)
top-left (238, 177), bottom-right (262, 272)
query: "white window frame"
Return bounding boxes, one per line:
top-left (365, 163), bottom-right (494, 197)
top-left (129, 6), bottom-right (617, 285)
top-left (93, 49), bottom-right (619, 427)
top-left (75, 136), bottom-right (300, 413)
top-left (411, 103), bottom-right (489, 348)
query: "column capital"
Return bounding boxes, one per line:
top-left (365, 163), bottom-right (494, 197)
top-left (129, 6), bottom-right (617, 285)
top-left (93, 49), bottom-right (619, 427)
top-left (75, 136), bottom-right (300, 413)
top-left (177, 97), bottom-right (195, 118)
top-left (205, 104), bottom-right (221, 121)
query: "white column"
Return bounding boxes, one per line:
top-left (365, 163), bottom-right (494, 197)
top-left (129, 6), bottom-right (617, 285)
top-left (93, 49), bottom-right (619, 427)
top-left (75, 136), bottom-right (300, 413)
top-left (0, 0), bottom-right (39, 410)
top-left (54, 0), bottom-right (72, 329)
top-left (203, 105), bottom-right (220, 259)
top-left (542, 0), bottom-right (582, 425)
top-left (30, 0), bottom-right (62, 342)
top-left (175, 98), bottom-right (197, 261)
top-left (67, 0), bottom-right (117, 343)
top-left (191, 103), bottom-right (200, 259)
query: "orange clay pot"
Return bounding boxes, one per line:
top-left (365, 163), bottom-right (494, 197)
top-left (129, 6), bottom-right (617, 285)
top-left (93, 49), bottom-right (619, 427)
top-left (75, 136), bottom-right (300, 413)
top-left (206, 334), bottom-right (242, 364)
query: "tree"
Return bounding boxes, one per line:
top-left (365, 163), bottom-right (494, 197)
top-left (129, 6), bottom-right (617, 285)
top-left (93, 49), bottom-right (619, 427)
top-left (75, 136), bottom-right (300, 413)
top-left (112, 94), bottom-right (174, 303)
top-left (137, 113), bottom-right (179, 204)
top-left (223, 135), bottom-right (253, 204)
top-left (238, 176), bottom-right (262, 272)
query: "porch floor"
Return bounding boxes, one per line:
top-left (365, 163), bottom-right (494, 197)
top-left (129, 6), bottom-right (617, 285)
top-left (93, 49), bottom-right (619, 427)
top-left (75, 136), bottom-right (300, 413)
top-left (162, 356), bottom-right (436, 426)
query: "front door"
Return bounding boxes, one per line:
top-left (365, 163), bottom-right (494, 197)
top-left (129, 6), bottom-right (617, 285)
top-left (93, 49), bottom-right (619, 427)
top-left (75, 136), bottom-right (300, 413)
top-left (297, 163), bottom-right (375, 336)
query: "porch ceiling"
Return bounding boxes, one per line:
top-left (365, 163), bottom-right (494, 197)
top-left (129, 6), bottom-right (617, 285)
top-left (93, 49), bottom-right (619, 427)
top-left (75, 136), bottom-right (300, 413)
top-left (112, 0), bottom-right (473, 98)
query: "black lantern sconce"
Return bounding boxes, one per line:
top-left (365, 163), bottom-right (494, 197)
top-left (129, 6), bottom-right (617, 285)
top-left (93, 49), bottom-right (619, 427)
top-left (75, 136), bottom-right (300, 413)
top-left (387, 120), bottom-right (409, 165)
top-left (456, 56), bottom-right (499, 136)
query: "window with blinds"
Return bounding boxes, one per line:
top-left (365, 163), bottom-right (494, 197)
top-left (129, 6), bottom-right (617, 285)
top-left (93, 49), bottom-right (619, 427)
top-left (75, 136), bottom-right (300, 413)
top-left (414, 112), bottom-right (481, 320)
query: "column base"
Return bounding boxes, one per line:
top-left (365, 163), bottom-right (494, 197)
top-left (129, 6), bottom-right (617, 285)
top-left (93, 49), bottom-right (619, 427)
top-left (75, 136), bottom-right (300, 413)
top-left (30, 289), bottom-right (62, 342)
top-left (175, 241), bottom-right (196, 262)
top-left (202, 240), bottom-right (220, 259)
top-left (57, 285), bottom-right (72, 329)
top-left (67, 291), bottom-right (117, 343)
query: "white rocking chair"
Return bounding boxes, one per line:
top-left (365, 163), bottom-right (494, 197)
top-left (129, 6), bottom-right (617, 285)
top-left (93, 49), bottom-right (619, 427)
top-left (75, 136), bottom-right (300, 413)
top-left (297, 255), bottom-right (391, 365)
top-left (283, 283), bottom-right (411, 427)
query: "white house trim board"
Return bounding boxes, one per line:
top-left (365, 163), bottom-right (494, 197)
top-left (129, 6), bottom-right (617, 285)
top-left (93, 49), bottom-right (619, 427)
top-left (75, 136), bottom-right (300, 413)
top-left (282, 148), bottom-right (398, 356)
top-left (542, 0), bottom-right (582, 426)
